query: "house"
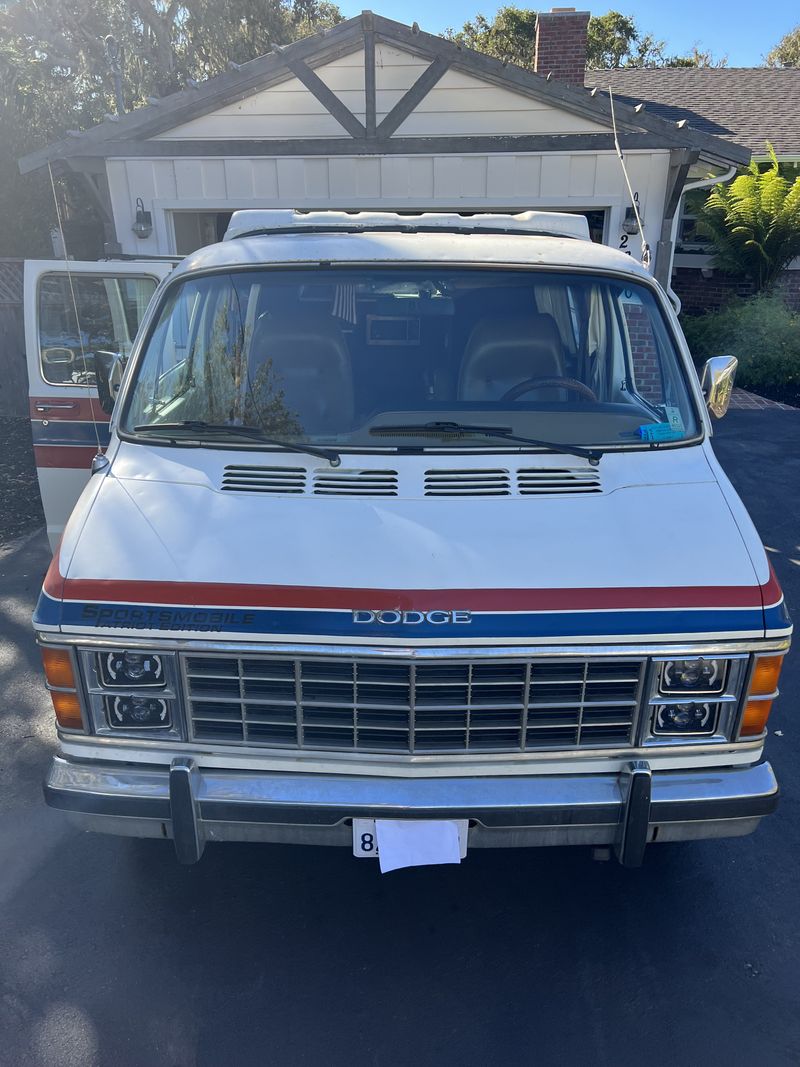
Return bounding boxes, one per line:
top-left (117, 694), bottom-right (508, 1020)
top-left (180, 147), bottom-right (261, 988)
top-left (19, 9), bottom-right (750, 298)
top-left (585, 67), bottom-right (800, 311)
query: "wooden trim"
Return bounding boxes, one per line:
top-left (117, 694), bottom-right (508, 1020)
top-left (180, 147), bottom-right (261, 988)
top-left (63, 132), bottom-right (717, 160)
top-left (19, 11), bottom-right (751, 174)
top-left (278, 52), bottom-right (366, 139)
top-left (654, 148), bottom-right (699, 286)
top-left (375, 55), bottom-right (451, 139)
top-left (363, 11), bottom-right (376, 139)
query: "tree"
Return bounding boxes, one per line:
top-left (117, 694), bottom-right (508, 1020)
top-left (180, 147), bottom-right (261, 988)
top-left (0, 0), bottom-right (343, 256)
top-left (698, 146), bottom-right (800, 291)
top-left (766, 25), bottom-right (800, 67)
top-left (447, 7), bottom-right (720, 69)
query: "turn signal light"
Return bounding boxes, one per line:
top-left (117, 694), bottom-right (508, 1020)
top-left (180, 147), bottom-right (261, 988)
top-left (40, 646), bottom-right (83, 730)
top-left (749, 655), bottom-right (783, 697)
top-left (50, 690), bottom-right (84, 731)
top-left (740, 699), bottom-right (774, 738)
top-left (40, 647), bottom-right (76, 689)
top-left (739, 654), bottom-right (785, 738)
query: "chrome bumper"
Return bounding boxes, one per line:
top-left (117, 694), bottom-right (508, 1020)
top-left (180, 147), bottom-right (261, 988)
top-left (44, 756), bottom-right (779, 867)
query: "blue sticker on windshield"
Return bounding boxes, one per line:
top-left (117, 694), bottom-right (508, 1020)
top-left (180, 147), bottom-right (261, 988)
top-left (637, 423), bottom-right (685, 442)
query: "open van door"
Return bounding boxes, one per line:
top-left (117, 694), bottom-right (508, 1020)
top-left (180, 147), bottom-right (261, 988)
top-left (25, 259), bottom-right (173, 549)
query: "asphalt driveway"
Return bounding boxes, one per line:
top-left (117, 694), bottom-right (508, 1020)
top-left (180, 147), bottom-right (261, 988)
top-left (0, 409), bottom-right (798, 1067)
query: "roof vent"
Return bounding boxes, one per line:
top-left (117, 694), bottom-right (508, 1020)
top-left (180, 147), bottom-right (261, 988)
top-left (221, 465), bottom-right (307, 494)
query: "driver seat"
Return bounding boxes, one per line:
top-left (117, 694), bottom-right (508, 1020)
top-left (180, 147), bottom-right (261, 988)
top-left (458, 313), bottom-right (565, 402)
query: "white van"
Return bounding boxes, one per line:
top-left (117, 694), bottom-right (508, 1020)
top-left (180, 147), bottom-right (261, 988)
top-left (31, 210), bottom-right (791, 868)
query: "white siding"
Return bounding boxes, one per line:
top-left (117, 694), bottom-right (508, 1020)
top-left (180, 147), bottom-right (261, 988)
top-left (109, 150), bottom-right (671, 264)
top-left (154, 44), bottom-right (607, 141)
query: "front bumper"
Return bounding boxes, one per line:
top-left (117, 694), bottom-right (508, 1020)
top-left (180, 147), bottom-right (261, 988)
top-left (44, 755), bottom-right (779, 867)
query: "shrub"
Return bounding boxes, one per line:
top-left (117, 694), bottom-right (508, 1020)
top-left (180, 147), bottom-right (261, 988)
top-left (681, 293), bottom-right (800, 404)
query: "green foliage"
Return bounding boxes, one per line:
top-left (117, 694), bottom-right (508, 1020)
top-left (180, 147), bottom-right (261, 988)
top-left (681, 294), bottom-right (800, 402)
top-left (446, 7), bottom-right (721, 70)
top-left (446, 7), bottom-right (538, 68)
top-left (0, 0), bottom-right (343, 257)
top-left (766, 25), bottom-right (800, 67)
top-left (697, 146), bottom-right (800, 291)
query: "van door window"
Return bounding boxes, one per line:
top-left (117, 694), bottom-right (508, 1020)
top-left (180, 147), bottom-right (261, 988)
top-left (37, 273), bottom-right (157, 386)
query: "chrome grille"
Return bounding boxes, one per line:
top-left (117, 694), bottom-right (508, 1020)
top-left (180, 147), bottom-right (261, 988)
top-left (183, 654), bottom-right (645, 753)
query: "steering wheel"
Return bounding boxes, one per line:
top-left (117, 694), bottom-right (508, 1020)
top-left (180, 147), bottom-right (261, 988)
top-left (500, 376), bottom-right (598, 403)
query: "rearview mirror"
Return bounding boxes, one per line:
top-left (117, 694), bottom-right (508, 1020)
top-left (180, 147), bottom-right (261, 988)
top-left (700, 355), bottom-right (737, 419)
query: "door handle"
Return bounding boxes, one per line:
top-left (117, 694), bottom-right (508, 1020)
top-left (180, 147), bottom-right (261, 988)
top-left (35, 401), bottom-right (79, 412)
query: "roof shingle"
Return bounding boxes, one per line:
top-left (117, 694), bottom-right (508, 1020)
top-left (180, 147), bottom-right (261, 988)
top-left (584, 68), bottom-right (800, 156)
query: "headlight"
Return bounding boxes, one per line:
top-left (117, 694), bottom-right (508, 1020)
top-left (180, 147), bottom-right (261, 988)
top-left (99, 650), bottom-right (165, 688)
top-left (653, 702), bottom-right (719, 736)
top-left (106, 695), bottom-right (171, 730)
top-left (660, 658), bottom-right (726, 695)
top-left (77, 647), bottom-right (184, 739)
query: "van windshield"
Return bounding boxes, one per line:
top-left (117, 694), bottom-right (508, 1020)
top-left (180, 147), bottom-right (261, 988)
top-left (123, 268), bottom-right (700, 450)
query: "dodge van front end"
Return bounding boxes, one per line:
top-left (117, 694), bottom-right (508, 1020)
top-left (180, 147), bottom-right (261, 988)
top-left (33, 211), bottom-right (791, 867)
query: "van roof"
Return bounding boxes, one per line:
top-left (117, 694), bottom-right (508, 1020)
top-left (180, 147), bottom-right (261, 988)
top-left (223, 209), bottom-right (591, 243)
top-left (174, 227), bottom-right (654, 286)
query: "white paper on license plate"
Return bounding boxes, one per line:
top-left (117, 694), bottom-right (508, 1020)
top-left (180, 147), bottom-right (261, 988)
top-left (353, 819), bottom-right (468, 871)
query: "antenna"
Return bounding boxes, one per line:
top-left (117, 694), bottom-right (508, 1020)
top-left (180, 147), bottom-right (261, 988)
top-left (47, 163), bottom-right (105, 462)
top-left (608, 88), bottom-right (651, 270)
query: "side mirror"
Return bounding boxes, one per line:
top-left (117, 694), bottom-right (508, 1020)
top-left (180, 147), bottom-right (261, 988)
top-left (94, 350), bottom-right (127, 415)
top-left (700, 355), bottom-right (737, 419)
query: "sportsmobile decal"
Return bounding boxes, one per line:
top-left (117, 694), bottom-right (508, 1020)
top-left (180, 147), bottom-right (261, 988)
top-left (34, 551), bottom-right (791, 642)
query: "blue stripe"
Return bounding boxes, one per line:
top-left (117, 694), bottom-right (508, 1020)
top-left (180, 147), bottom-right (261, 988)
top-left (35, 594), bottom-right (769, 639)
top-left (32, 422), bottom-right (111, 446)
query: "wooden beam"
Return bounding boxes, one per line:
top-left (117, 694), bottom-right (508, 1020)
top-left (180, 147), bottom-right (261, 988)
top-left (363, 12), bottom-right (377, 139)
top-left (654, 148), bottom-right (700, 287)
top-left (279, 52), bottom-right (366, 139)
top-left (49, 132), bottom-right (723, 162)
top-left (375, 55), bottom-right (451, 139)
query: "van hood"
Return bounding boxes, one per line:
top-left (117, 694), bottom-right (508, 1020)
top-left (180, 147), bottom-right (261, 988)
top-left (36, 444), bottom-right (787, 645)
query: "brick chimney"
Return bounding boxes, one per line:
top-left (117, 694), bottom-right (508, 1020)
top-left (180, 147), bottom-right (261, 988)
top-left (534, 8), bottom-right (590, 87)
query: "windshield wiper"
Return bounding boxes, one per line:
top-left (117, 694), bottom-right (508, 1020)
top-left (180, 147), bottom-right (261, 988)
top-left (133, 421), bottom-right (341, 466)
top-left (369, 421), bottom-right (602, 465)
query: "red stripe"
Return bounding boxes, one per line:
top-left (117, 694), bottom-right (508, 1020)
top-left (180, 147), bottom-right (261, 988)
top-left (34, 445), bottom-right (103, 469)
top-left (30, 397), bottom-right (110, 422)
top-left (44, 574), bottom-right (769, 612)
top-left (763, 560), bottom-right (784, 606)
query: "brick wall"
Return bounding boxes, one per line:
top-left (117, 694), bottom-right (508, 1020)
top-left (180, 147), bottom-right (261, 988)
top-left (534, 10), bottom-right (590, 87)
top-left (623, 303), bottom-right (664, 405)
top-left (673, 267), bottom-right (800, 314)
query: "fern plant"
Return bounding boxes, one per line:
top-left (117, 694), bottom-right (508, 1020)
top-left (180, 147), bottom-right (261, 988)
top-left (698, 145), bottom-right (800, 291)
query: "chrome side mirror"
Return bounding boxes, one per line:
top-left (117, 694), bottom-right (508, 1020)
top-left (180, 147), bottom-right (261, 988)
top-left (700, 355), bottom-right (737, 419)
top-left (94, 350), bottom-right (127, 415)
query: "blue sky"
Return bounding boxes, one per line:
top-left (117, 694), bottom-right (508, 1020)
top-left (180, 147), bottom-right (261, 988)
top-left (341, 1), bottom-right (798, 66)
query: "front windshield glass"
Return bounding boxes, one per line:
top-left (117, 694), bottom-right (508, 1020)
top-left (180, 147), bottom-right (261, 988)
top-left (123, 268), bottom-right (699, 449)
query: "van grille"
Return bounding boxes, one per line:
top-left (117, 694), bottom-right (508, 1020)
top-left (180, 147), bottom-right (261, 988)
top-left (424, 469), bottom-right (512, 496)
top-left (183, 654), bottom-right (645, 754)
top-left (424, 467), bottom-right (601, 496)
top-left (517, 466), bottom-right (602, 494)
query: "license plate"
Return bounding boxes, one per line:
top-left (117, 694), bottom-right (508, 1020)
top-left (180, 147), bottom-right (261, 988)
top-left (353, 818), bottom-right (469, 863)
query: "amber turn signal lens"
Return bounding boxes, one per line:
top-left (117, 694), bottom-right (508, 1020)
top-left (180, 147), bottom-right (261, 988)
top-left (40, 647), bottom-right (76, 690)
top-left (749, 655), bottom-right (783, 697)
top-left (50, 690), bottom-right (84, 730)
top-left (740, 698), bottom-right (774, 738)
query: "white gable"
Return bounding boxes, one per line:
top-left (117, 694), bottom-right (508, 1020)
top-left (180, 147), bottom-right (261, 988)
top-left (394, 64), bottom-right (609, 137)
top-left (153, 44), bottom-right (610, 142)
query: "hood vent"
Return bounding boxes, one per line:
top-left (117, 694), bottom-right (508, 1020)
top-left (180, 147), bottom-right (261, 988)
top-left (517, 466), bottom-right (602, 494)
top-left (425, 466), bottom-right (602, 496)
top-left (425, 469), bottom-right (512, 496)
top-left (312, 469), bottom-right (398, 496)
top-left (222, 465), bottom-right (307, 494)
